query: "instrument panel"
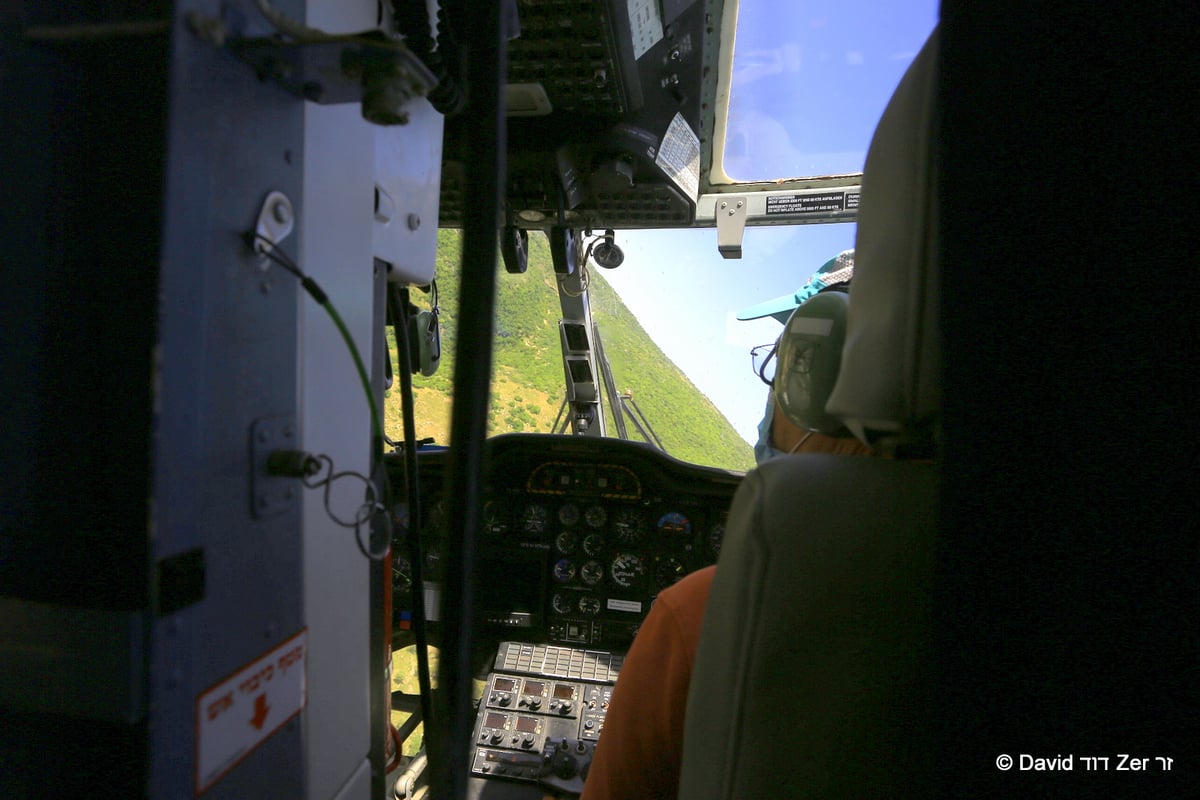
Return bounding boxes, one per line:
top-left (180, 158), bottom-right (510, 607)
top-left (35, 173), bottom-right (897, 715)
top-left (388, 434), bottom-right (741, 650)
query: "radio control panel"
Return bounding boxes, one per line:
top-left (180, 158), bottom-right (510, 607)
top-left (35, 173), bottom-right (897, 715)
top-left (470, 643), bottom-right (620, 786)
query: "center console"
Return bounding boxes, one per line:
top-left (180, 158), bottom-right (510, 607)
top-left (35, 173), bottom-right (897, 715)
top-left (469, 642), bottom-right (622, 793)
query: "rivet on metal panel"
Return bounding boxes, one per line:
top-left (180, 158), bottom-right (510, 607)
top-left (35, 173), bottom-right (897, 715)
top-left (272, 198), bottom-right (292, 225)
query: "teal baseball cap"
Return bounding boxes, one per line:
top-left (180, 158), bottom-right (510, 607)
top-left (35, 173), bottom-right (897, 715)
top-left (736, 249), bottom-right (855, 324)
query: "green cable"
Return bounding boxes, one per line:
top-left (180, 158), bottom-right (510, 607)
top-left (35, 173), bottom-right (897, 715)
top-left (318, 296), bottom-right (386, 454)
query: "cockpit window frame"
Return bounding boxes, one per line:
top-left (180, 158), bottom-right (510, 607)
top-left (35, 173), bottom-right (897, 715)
top-left (695, 0), bottom-right (939, 230)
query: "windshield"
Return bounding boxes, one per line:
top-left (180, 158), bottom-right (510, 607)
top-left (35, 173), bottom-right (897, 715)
top-left (387, 230), bottom-right (759, 472)
top-left (386, 1), bottom-right (940, 473)
top-left (718, 0), bottom-right (940, 182)
top-left (387, 224), bottom-right (858, 473)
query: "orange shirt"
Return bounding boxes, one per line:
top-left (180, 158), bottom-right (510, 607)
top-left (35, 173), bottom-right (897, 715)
top-left (580, 565), bottom-right (715, 800)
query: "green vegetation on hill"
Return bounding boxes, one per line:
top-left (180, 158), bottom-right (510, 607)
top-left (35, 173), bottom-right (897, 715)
top-left (383, 230), bottom-right (754, 472)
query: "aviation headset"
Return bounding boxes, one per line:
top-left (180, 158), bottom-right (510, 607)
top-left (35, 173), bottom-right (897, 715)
top-left (408, 280), bottom-right (441, 377)
top-left (772, 287), bottom-right (851, 436)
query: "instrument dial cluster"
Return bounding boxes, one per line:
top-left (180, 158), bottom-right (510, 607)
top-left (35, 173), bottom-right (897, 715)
top-left (389, 434), bottom-right (742, 649)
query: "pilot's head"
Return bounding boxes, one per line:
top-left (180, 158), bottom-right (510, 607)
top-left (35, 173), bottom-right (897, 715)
top-left (738, 250), bottom-right (865, 464)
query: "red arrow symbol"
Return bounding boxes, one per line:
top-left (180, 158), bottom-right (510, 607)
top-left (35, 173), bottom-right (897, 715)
top-left (250, 694), bottom-right (270, 730)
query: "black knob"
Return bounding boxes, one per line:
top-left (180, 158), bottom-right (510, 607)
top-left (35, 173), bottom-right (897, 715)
top-left (553, 752), bottom-right (578, 779)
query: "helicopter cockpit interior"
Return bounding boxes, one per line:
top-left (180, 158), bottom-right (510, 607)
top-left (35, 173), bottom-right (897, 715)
top-left (1, 1), bottom-right (1193, 799)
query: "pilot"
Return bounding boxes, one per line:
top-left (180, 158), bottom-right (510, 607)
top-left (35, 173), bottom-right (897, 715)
top-left (579, 252), bottom-right (873, 800)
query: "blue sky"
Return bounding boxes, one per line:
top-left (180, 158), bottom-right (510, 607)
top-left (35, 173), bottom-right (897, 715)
top-left (600, 2), bottom-right (938, 447)
top-left (602, 224), bottom-right (856, 445)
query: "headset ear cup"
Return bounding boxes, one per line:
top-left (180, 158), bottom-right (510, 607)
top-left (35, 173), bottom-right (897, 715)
top-left (773, 291), bottom-right (850, 435)
top-left (422, 311), bottom-right (441, 377)
top-left (411, 310), bottom-right (441, 377)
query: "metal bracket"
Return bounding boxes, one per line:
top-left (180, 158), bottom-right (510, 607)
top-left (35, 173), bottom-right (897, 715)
top-left (250, 415), bottom-right (299, 519)
top-left (254, 191), bottom-right (294, 255)
top-left (227, 31), bottom-right (436, 126)
top-left (716, 196), bottom-right (747, 259)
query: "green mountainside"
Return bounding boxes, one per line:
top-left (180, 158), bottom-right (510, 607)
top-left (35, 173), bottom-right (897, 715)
top-left (383, 230), bottom-right (754, 473)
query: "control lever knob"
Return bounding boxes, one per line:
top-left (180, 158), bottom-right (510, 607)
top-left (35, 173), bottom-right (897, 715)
top-left (552, 750), bottom-right (578, 779)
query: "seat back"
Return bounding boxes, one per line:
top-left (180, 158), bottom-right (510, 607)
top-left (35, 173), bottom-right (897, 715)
top-left (677, 26), bottom-right (941, 800)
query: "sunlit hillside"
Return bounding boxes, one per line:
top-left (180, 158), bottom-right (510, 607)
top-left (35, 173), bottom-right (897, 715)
top-left (383, 230), bottom-right (754, 473)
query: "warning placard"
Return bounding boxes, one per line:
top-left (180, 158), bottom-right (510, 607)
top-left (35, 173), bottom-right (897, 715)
top-left (655, 112), bottom-right (701, 202)
top-left (195, 629), bottom-right (307, 794)
top-left (765, 191), bottom-right (854, 216)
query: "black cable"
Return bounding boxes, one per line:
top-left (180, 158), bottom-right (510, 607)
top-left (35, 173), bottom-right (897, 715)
top-left (390, 0), bottom-right (465, 115)
top-left (389, 284), bottom-right (437, 762)
top-left (432, 2), bottom-right (507, 796)
top-left (301, 455), bottom-right (390, 561)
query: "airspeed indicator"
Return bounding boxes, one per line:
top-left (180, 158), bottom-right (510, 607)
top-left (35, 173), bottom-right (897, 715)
top-left (610, 553), bottom-right (646, 588)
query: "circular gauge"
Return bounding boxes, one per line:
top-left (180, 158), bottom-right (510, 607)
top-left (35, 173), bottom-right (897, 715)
top-left (580, 560), bottom-right (604, 586)
top-left (578, 595), bottom-right (602, 615)
top-left (521, 503), bottom-right (549, 534)
top-left (709, 521), bottom-right (725, 556)
top-left (551, 593), bottom-right (575, 615)
top-left (553, 558), bottom-right (577, 583)
top-left (555, 530), bottom-right (578, 555)
top-left (655, 557), bottom-right (686, 589)
top-left (656, 511), bottom-right (692, 538)
top-left (610, 552), bottom-right (646, 588)
top-left (612, 509), bottom-right (644, 544)
top-left (558, 503), bottom-right (580, 527)
top-left (583, 533), bottom-right (606, 557)
top-left (585, 505), bottom-right (608, 529)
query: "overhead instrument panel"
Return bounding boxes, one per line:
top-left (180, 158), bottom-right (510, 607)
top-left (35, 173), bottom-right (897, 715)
top-left (387, 434), bottom-right (741, 650)
top-left (437, 0), bottom-right (719, 230)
